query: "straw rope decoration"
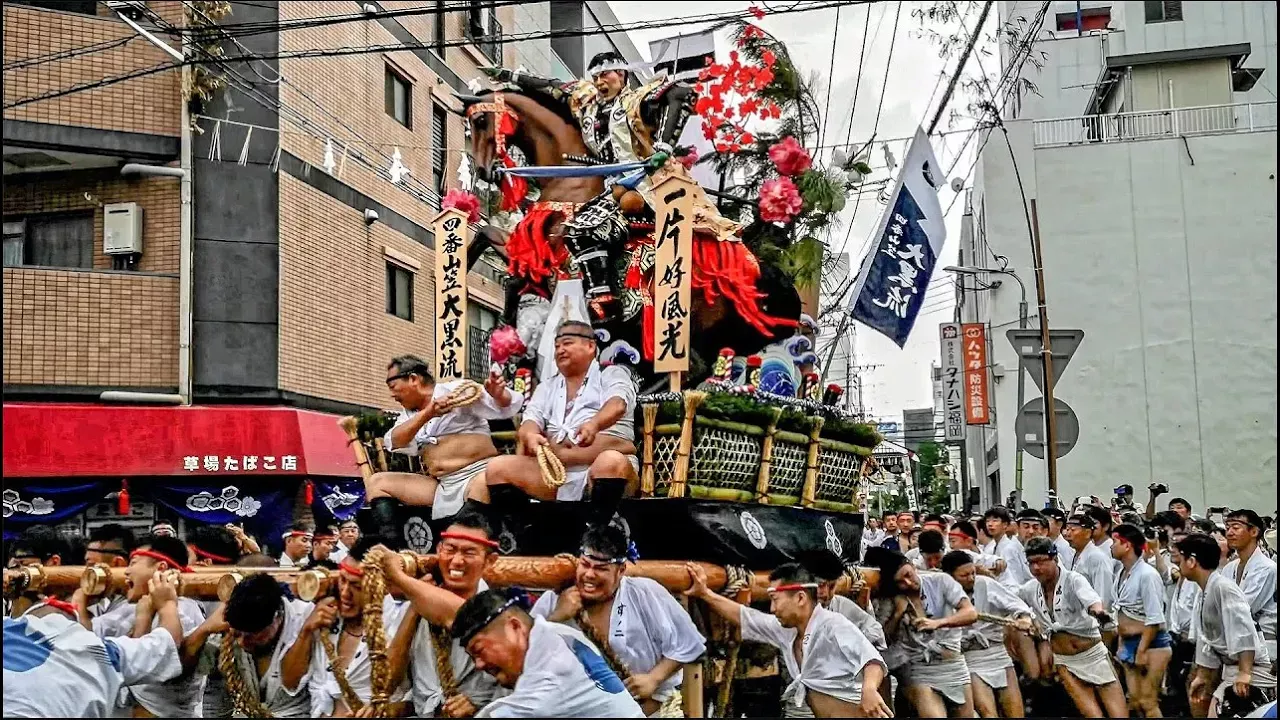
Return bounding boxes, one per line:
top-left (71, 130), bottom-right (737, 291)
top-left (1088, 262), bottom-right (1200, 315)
top-left (361, 548), bottom-right (393, 717)
top-left (575, 608), bottom-right (632, 681)
top-left (319, 629), bottom-right (365, 713)
top-left (218, 634), bottom-right (274, 718)
top-left (536, 444), bottom-right (567, 488)
top-left (434, 380), bottom-right (483, 414)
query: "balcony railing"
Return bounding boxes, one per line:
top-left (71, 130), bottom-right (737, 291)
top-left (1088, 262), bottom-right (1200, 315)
top-left (1033, 101), bottom-right (1277, 148)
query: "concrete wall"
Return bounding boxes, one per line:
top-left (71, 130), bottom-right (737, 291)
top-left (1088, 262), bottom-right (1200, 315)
top-left (975, 126), bottom-right (1277, 511)
top-left (1128, 58), bottom-right (1234, 110)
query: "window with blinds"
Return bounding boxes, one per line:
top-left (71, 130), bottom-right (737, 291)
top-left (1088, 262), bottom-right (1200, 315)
top-left (432, 104), bottom-right (448, 204)
top-left (1144, 1), bottom-right (1182, 23)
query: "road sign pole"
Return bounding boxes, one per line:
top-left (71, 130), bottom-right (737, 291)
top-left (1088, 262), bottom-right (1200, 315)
top-left (1029, 199), bottom-right (1059, 495)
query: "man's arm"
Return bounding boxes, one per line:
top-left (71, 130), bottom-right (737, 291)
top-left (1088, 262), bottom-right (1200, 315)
top-left (385, 609), bottom-right (422, 691)
top-left (682, 563), bottom-right (741, 628)
top-left (280, 599), bottom-right (335, 692)
top-left (131, 595), bottom-right (155, 638)
top-left (388, 405), bottom-right (435, 452)
top-left (383, 559), bottom-right (464, 627)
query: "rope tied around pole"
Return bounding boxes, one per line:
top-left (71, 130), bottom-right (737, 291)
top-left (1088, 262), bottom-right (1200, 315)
top-left (361, 548), bottom-right (393, 717)
top-left (218, 633), bottom-right (275, 718)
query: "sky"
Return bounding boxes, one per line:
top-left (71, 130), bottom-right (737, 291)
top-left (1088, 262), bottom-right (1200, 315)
top-left (610, 0), bottom-right (993, 424)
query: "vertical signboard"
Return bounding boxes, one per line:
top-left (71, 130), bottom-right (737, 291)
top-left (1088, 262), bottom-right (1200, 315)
top-left (939, 323), bottom-right (965, 442)
top-left (432, 207), bottom-right (470, 381)
top-left (651, 174), bottom-right (696, 376)
top-left (962, 323), bottom-right (990, 425)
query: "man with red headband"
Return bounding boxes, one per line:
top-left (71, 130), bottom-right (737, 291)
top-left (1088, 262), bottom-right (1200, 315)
top-left (3, 571), bottom-right (184, 718)
top-left (279, 522), bottom-right (314, 569)
top-left (486, 319), bottom-right (638, 528)
top-left (306, 537), bottom-right (413, 717)
top-left (685, 561), bottom-right (889, 717)
top-left (71, 533), bottom-right (208, 717)
top-left (311, 526), bottom-right (339, 566)
top-left (533, 524), bottom-right (705, 717)
top-left (386, 509), bottom-right (511, 717)
top-left (947, 520), bottom-right (1007, 578)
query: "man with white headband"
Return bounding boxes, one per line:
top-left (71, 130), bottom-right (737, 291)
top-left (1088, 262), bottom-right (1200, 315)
top-left (367, 354), bottom-right (524, 546)
top-left (278, 522), bottom-right (314, 568)
top-left (1224, 509), bottom-right (1278, 668)
top-left (486, 319), bottom-right (638, 528)
top-left (533, 524), bottom-right (705, 717)
top-left (685, 561), bottom-right (890, 717)
top-left (1017, 536), bottom-right (1126, 717)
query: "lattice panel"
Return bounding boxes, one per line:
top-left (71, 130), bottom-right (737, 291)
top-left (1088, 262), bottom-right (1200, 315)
top-left (651, 432), bottom-right (680, 496)
top-left (816, 447), bottom-right (863, 504)
top-left (768, 441), bottom-right (808, 496)
top-left (687, 426), bottom-right (763, 492)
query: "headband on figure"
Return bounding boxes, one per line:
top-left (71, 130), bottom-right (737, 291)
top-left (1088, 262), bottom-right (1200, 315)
top-left (555, 327), bottom-right (597, 343)
top-left (130, 549), bottom-right (192, 573)
top-left (767, 582), bottom-right (819, 594)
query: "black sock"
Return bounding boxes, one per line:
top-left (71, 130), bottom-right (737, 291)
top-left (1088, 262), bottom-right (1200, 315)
top-left (488, 484), bottom-right (530, 514)
top-left (588, 477), bottom-right (627, 528)
top-left (369, 497), bottom-right (402, 547)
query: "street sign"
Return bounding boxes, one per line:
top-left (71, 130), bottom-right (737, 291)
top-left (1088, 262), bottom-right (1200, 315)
top-left (939, 323), bottom-right (965, 442)
top-left (1014, 397), bottom-right (1080, 459)
top-left (1006, 329), bottom-right (1085, 393)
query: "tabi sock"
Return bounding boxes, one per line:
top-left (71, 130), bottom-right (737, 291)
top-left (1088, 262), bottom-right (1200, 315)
top-left (369, 497), bottom-right (403, 547)
top-left (588, 477), bottom-right (627, 528)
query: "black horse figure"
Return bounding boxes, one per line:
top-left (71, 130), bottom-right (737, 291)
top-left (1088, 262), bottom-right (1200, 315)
top-left (460, 88), bottom-right (800, 386)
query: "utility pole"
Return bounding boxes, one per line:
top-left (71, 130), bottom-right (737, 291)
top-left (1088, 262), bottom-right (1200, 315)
top-left (1029, 199), bottom-right (1059, 494)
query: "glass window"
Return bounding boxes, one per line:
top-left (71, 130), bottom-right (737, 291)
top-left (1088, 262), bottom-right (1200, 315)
top-left (384, 66), bottom-right (413, 128)
top-left (1144, 1), bottom-right (1182, 23)
top-left (386, 262), bottom-right (414, 321)
top-left (3, 213), bottom-right (94, 269)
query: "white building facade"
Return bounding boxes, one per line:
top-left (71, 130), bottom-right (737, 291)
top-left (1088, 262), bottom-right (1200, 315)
top-left (961, 0), bottom-right (1277, 512)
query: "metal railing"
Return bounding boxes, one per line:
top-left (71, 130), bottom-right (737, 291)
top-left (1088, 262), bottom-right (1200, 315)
top-left (1033, 101), bottom-right (1277, 148)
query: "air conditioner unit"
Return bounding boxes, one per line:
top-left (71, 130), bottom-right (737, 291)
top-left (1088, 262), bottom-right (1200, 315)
top-left (103, 202), bottom-right (143, 255)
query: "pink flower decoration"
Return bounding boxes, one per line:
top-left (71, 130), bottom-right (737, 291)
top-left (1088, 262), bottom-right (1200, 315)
top-left (678, 148), bottom-right (700, 169)
top-left (759, 177), bottom-right (802, 224)
top-left (442, 188), bottom-right (481, 224)
top-left (488, 324), bottom-right (527, 365)
top-left (768, 136), bottom-right (812, 176)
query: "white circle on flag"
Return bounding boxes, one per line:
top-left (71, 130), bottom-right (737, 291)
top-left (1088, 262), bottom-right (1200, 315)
top-left (740, 511), bottom-right (768, 550)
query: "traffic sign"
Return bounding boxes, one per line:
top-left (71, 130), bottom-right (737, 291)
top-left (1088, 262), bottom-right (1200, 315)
top-left (1014, 397), bottom-right (1080, 459)
top-left (1006, 329), bottom-right (1085, 393)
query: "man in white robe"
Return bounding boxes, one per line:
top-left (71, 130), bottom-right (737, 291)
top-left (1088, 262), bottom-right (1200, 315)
top-left (486, 320), bottom-right (639, 527)
top-left (1224, 510), bottom-right (1279, 664)
top-left (1017, 537), bottom-right (1127, 718)
top-left (182, 573), bottom-right (330, 718)
top-left (532, 525), bottom-right (705, 716)
top-left (384, 509), bottom-right (509, 717)
top-left (866, 547), bottom-right (978, 718)
top-left (278, 524), bottom-right (313, 569)
top-left (943, 550), bottom-right (1036, 718)
top-left (948, 520), bottom-right (1008, 578)
top-left (1064, 511), bottom-right (1118, 642)
top-left (1180, 532), bottom-right (1278, 716)
top-left (685, 561), bottom-right (889, 718)
top-left (368, 354), bottom-right (525, 544)
top-left (2, 573), bottom-right (184, 718)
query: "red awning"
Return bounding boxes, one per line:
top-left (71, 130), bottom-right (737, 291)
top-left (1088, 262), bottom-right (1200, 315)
top-left (2, 403), bottom-right (361, 479)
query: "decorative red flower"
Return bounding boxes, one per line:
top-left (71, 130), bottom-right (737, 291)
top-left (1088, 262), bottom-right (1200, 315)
top-left (748, 5), bottom-right (766, 20)
top-left (761, 49), bottom-right (777, 67)
top-left (678, 148), bottom-right (700, 169)
top-left (442, 188), bottom-right (481, 223)
top-left (489, 325), bottom-right (527, 365)
top-left (740, 132), bottom-right (755, 145)
top-left (768, 136), bottom-right (812, 176)
top-left (741, 24), bottom-right (765, 40)
top-left (759, 177), bottom-right (802, 223)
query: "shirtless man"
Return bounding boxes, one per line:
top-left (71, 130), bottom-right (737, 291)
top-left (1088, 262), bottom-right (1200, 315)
top-left (385, 509), bottom-right (509, 717)
top-left (1110, 523), bottom-right (1173, 717)
top-left (533, 525), bottom-right (706, 716)
top-left (367, 354), bottom-right (523, 544)
top-left (486, 320), bottom-right (639, 527)
top-left (687, 562), bottom-right (890, 718)
top-left (1017, 537), bottom-right (1126, 718)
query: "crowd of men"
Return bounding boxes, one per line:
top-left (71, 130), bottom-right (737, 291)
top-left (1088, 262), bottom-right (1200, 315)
top-left (4, 327), bottom-right (1277, 718)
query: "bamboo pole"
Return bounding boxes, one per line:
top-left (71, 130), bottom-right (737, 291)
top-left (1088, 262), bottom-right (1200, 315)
top-left (373, 437), bottom-right (389, 473)
top-left (338, 416), bottom-right (376, 481)
top-left (668, 391), bottom-right (706, 498)
top-left (680, 594), bottom-right (706, 718)
top-left (715, 587), bottom-right (751, 715)
top-left (800, 417), bottom-right (825, 508)
top-left (754, 406), bottom-right (783, 504)
top-left (641, 403), bottom-right (659, 497)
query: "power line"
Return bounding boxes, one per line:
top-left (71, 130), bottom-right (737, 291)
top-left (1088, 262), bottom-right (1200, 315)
top-left (816, 5), bottom-right (842, 152)
top-left (3, 35), bottom-right (138, 71)
top-left (925, 0), bottom-right (994, 135)
top-left (179, 0), bottom-right (524, 38)
top-left (6, 1), bottom-right (860, 110)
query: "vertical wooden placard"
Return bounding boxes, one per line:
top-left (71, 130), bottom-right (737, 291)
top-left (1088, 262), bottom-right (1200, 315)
top-left (651, 174), bottom-right (697, 376)
top-left (432, 207), bottom-right (470, 381)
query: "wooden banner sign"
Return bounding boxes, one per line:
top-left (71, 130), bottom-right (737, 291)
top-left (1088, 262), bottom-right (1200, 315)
top-left (432, 207), bottom-right (471, 381)
top-left (651, 174), bottom-right (697, 376)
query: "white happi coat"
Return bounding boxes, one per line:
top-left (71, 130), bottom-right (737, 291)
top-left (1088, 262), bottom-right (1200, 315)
top-left (384, 380), bottom-right (525, 456)
top-left (739, 604), bottom-right (884, 711)
top-left (1191, 572), bottom-right (1274, 672)
top-left (3, 614), bottom-right (182, 718)
top-left (1111, 559), bottom-right (1167, 628)
top-left (521, 361), bottom-right (638, 500)
top-left (1069, 541), bottom-right (1118, 612)
top-left (410, 579), bottom-right (508, 716)
top-left (307, 597), bottom-right (413, 717)
top-left (90, 597), bottom-right (207, 717)
top-left (198, 599), bottom-right (317, 718)
top-left (476, 617), bottom-right (644, 718)
top-left (531, 576), bottom-right (706, 703)
top-left (1223, 550), bottom-right (1279, 657)
top-left (827, 594), bottom-right (887, 650)
top-left (1017, 569), bottom-right (1103, 639)
top-left (992, 536), bottom-right (1033, 589)
top-left (894, 572), bottom-right (970, 664)
top-left (964, 575), bottom-right (1032, 649)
